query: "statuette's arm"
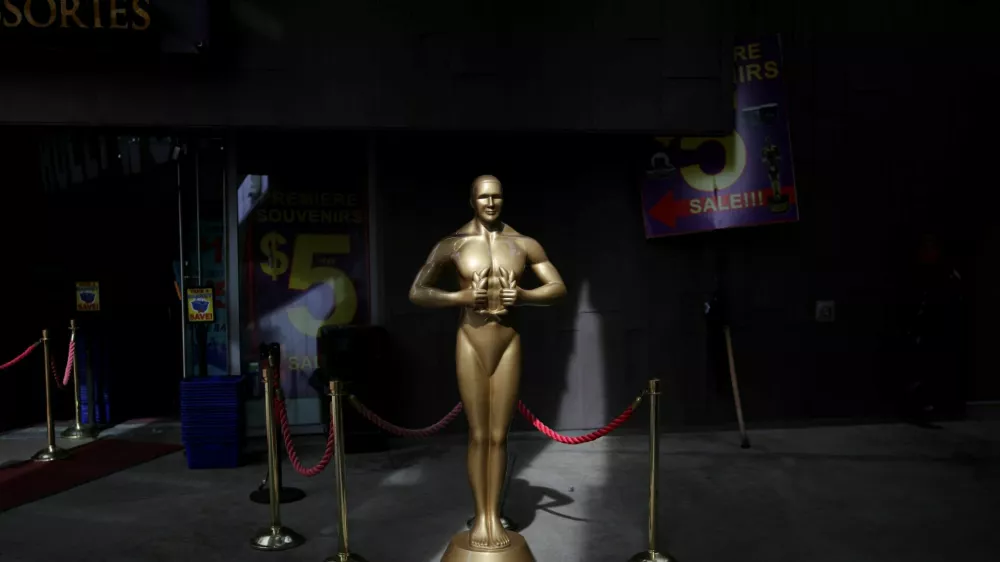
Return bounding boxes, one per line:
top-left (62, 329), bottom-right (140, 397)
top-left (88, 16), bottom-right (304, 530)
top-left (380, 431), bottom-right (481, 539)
top-left (517, 238), bottom-right (567, 306)
top-left (409, 242), bottom-right (478, 308)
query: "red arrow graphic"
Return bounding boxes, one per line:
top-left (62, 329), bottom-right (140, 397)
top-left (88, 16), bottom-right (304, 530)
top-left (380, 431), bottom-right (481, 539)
top-left (648, 191), bottom-right (691, 229)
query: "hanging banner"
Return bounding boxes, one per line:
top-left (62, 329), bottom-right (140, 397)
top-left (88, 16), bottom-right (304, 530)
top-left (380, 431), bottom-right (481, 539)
top-left (641, 34), bottom-right (799, 238)
top-left (75, 281), bottom-right (101, 312)
top-left (249, 183), bottom-right (370, 400)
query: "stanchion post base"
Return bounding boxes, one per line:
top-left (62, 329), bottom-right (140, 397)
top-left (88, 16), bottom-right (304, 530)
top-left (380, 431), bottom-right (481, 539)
top-left (249, 486), bottom-right (306, 504)
top-left (31, 445), bottom-right (70, 462)
top-left (61, 423), bottom-right (99, 440)
top-left (323, 553), bottom-right (371, 562)
top-left (466, 516), bottom-right (518, 532)
top-left (626, 550), bottom-right (677, 562)
top-left (249, 525), bottom-right (305, 551)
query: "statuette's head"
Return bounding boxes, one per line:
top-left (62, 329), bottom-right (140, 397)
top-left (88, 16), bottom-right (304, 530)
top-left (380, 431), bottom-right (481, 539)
top-left (470, 175), bottom-right (503, 226)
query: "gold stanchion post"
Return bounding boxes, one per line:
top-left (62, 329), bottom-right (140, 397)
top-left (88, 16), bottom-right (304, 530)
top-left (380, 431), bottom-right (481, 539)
top-left (627, 379), bottom-right (676, 562)
top-left (324, 380), bottom-right (368, 562)
top-left (32, 330), bottom-right (70, 462)
top-left (250, 349), bottom-right (304, 551)
top-left (249, 345), bottom-right (306, 505)
top-left (62, 320), bottom-right (97, 439)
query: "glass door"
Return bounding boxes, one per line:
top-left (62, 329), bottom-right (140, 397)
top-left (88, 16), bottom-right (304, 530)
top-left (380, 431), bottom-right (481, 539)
top-left (177, 138), bottom-right (229, 378)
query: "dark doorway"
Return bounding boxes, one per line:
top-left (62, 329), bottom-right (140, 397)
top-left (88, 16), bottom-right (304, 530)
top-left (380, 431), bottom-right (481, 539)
top-left (32, 132), bottom-right (205, 424)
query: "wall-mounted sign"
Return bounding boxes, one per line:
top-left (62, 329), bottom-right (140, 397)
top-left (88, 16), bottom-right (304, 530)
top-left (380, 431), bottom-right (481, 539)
top-left (0, 0), bottom-right (209, 55)
top-left (0, 0), bottom-right (152, 31)
top-left (186, 286), bottom-right (215, 323)
top-left (75, 281), bottom-right (100, 312)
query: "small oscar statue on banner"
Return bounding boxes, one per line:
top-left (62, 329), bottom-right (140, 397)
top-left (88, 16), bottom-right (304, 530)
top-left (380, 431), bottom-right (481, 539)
top-left (762, 138), bottom-right (789, 213)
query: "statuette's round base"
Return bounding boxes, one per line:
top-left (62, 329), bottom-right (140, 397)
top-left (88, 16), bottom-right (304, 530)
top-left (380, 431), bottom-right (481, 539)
top-left (441, 531), bottom-right (534, 562)
top-left (768, 194), bottom-right (789, 213)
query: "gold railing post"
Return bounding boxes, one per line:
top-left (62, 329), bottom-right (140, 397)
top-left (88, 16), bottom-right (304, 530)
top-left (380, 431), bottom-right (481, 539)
top-left (250, 349), bottom-right (304, 551)
top-left (627, 378), bottom-right (676, 562)
top-left (32, 330), bottom-right (69, 462)
top-left (324, 379), bottom-right (368, 562)
top-left (62, 320), bottom-right (97, 439)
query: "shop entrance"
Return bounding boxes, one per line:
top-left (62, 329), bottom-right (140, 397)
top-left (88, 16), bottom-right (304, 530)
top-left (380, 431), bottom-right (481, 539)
top-left (28, 131), bottom-right (229, 426)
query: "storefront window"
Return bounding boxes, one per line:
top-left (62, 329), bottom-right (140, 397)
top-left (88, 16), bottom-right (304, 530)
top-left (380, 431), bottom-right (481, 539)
top-left (233, 132), bottom-right (371, 427)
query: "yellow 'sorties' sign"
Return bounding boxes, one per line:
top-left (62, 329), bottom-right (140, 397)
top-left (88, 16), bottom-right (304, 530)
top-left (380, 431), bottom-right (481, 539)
top-left (0, 0), bottom-right (151, 31)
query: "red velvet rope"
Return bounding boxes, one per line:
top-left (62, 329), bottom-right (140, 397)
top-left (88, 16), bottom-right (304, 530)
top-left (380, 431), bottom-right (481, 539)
top-left (0, 341), bottom-right (40, 371)
top-left (62, 340), bottom-right (75, 386)
top-left (273, 387), bottom-right (335, 477)
top-left (517, 396), bottom-right (643, 445)
top-left (349, 396), bottom-right (464, 438)
top-left (48, 340), bottom-right (75, 388)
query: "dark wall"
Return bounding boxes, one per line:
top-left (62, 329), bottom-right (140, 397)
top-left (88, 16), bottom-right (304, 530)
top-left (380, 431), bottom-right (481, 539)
top-left (0, 0), bottom-right (731, 133)
top-left (0, 130), bottom-right (50, 432)
top-left (372, 33), bottom-right (997, 432)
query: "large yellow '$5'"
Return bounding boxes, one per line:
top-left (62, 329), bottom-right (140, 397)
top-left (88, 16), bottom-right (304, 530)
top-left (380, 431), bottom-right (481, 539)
top-left (259, 232), bottom-right (358, 336)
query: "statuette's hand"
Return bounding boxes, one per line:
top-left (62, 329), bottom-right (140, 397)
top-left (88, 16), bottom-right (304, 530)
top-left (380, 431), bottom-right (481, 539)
top-left (471, 268), bottom-right (490, 310)
top-left (498, 267), bottom-right (518, 308)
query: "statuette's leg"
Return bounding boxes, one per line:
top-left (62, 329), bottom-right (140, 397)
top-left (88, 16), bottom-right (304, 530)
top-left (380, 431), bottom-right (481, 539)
top-left (486, 336), bottom-right (521, 548)
top-left (457, 330), bottom-right (491, 549)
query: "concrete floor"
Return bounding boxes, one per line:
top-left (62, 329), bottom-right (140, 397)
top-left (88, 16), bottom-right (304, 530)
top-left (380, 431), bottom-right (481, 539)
top-left (1, 419), bottom-right (998, 562)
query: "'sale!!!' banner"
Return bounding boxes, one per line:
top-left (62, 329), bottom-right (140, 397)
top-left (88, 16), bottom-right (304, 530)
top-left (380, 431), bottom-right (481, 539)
top-left (641, 34), bottom-right (799, 237)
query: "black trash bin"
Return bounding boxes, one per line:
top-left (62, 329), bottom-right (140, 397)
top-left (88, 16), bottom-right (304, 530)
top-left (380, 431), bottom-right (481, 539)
top-left (312, 325), bottom-right (391, 453)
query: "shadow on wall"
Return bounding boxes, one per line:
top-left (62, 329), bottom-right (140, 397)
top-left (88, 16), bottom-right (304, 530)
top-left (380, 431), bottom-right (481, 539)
top-left (375, 133), bottom-right (716, 560)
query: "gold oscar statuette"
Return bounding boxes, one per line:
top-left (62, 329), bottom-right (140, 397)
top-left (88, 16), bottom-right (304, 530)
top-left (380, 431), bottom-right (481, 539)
top-left (410, 176), bottom-right (567, 562)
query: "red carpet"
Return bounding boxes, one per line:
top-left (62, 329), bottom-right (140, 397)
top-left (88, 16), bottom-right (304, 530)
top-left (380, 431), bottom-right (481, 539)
top-left (0, 438), bottom-right (183, 512)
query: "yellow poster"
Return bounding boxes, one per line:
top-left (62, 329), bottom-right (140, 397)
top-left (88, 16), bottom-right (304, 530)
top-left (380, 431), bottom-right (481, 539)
top-left (75, 281), bottom-right (100, 312)
top-left (186, 287), bottom-right (215, 323)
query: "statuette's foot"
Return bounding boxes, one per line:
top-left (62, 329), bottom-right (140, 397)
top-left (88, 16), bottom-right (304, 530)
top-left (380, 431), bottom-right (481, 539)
top-left (488, 515), bottom-right (511, 548)
top-left (469, 516), bottom-right (490, 549)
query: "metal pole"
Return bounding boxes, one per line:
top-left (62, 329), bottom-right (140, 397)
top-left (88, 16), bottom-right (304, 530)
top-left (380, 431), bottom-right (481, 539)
top-left (249, 342), bottom-right (305, 506)
top-left (84, 328), bottom-right (97, 430)
top-left (250, 353), bottom-right (303, 551)
top-left (648, 379), bottom-right (659, 553)
top-left (32, 330), bottom-right (69, 462)
top-left (724, 326), bottom-right (751, 449)
top-left (220, 140), bottom-right (231, 376)
top-left (627, 379), bottom-right (674, 562)
top-left (325, 380), bottom-right (368, 562)
top-left (177, 153), bottom-right (188, 380)
top-left (194, 148), bottom-right (202, 285)
top-left (62, 320), bottom-right (96, 439)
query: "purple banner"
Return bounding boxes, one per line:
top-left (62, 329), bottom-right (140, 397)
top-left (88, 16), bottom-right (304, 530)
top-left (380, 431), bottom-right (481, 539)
top-left (641, 35), bottom-right (799, 238)
top-left (248, 184), bottom-right (370, 399)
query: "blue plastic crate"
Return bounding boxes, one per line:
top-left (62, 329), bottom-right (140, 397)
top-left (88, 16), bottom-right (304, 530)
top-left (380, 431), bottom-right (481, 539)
top-left (179, 377), bottom-right (245, 470)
